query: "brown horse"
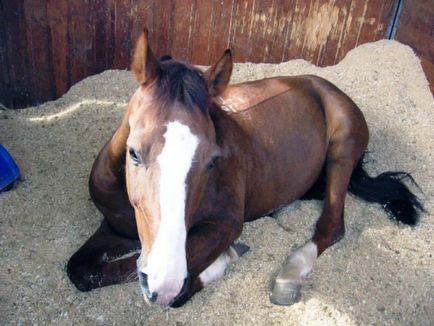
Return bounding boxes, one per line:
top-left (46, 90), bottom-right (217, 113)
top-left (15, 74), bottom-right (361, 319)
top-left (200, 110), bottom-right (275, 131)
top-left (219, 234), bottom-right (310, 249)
top-left (67, 29), bottom-right (423, 307)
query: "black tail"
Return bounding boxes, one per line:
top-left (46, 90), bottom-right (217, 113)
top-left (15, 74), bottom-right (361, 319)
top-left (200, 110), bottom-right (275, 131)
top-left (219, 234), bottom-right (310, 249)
top-left (301, 154), bottom-right (425, 225)
top-left (348, 156), bottom-right (424, 225)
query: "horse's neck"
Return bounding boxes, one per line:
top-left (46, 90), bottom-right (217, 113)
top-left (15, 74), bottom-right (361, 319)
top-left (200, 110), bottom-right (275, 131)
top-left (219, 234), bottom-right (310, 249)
top-left (211, 106), bottom-right (252, 161)
top-left (108, 106), bottom-right (130, 169)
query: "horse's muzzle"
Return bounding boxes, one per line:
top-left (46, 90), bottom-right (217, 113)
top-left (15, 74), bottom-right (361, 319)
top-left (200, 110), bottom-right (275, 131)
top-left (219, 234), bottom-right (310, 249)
top-left (139, 271), bottom-right (190, 306)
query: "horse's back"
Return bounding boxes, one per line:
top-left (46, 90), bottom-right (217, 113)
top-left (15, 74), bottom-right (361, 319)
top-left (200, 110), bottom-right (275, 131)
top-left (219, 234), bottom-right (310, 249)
top-left (223, 75), bottom-right (368, 154)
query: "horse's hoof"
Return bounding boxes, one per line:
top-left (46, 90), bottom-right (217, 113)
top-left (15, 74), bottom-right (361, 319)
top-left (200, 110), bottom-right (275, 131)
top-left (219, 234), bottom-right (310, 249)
top-left (232, 242), bottom-right (250, 258)
top-left (269, 281), bottom-right (301, 306)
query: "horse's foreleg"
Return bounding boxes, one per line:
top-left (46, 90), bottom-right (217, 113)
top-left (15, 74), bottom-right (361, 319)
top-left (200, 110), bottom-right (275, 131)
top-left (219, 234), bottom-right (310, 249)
top-left (169, 219), bottom-right (246, 307)
top-left (198, 242), bottom-right (250, 286)
top-left (67, 220), bottom-right (141, 291)
top-left (270, 158), bottom-right (356, 305)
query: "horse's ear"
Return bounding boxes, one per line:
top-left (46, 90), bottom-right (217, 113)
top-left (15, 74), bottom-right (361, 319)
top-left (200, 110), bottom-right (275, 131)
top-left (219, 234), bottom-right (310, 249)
top-left (204, 49), bottom-right (233, 96)
top-left (131, 28), bottom-right (161, 85)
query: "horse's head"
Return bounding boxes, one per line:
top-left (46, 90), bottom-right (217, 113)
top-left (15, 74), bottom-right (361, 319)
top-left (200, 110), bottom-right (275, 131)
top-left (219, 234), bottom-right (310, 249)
top-left (125, 29), bottom-right (233, 305)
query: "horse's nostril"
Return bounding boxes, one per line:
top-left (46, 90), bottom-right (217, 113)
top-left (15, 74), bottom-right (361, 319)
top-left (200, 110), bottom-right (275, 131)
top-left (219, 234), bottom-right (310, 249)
top-left (147, 291), bottom-right (158, 302)
top-left (139, 272), bottom-right (158, 303)
top-left (139, 271), bottom-right (148, 288)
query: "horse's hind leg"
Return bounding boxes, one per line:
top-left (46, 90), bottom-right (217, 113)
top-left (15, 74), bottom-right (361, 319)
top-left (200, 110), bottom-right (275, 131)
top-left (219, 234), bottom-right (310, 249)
top-left (270, 157), bottom-right (357, 305)
top-left (67, 220), bottom-right (141, 291)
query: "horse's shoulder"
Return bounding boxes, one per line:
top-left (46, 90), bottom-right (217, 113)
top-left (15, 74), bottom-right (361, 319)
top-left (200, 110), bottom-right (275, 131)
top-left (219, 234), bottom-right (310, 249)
top-left (215, 76), bottom-right (311, 113)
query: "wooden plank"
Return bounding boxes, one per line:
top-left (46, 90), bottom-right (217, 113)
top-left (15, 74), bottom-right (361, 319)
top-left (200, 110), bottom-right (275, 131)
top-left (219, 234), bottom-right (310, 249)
top-left (130, 0), bottom-right (154, 55)
top-left (317, 0), bottom-right (352, 66)
top-left (171, 0), bottom-right (196, 60)
top-left (325, 0), bottom-right (352, 64)
top-left (395, 0), bottom-right (433, 62)
top-left (229, 0), bottom-right (255, 62)
top-left (207, 0), bottom-right (234, 63)
top-left (0, 3), bottom-right (13, 107)
top-left (23, 0), bottom-right (55, 105)
top-left (104, 0), bottom-right (116, 68)
top-left (91, 0), bottom-right (109, 74)
top-left (278, 0), bottom-right (296, 62)
top-left (46, 0), bottom-right (69, 98)
top-left (0, 1), bottom-right (33, 108)
top-left (190, 0), bottom-right (214, 64)
top-left (253, 0), bottom-right (278, 62)
top-left (353, 0), bottom-right (394, 46)
top-left (0, 2), bottom-right (9, 107)
top-left (395, 0), bottom-right (434, 94)
top-left (265, 0), bottom-right (293, 63)
top-left (113, 0), bottom-right (132, 69)
top-left (280, 0), bottom-right (311, 63)
top-left (68, 0), bottom-right (91, 83)
top-left (153, 0), bottom-right (174, 58)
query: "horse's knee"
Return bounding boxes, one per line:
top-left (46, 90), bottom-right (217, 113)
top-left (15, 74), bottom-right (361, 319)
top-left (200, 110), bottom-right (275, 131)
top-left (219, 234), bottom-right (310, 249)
top-left (66, 251), bottom-right (101, 292)
top-left (66, 222), bottom-right (113, 291)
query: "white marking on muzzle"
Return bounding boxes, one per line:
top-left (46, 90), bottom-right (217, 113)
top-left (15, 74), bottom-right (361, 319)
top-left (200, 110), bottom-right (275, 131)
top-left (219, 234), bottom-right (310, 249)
top-left (142, 121), bottom-right (198, 305)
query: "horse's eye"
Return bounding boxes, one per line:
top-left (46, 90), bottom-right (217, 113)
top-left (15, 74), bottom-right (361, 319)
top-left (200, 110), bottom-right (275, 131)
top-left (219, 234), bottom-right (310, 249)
top-left (207, 156), bottom-right (219, 171)
top-left (129, 148), bottom-right (141, 165)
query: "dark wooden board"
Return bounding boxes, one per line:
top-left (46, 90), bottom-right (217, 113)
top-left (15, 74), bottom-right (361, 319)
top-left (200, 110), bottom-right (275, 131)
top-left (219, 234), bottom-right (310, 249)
top-left (1, 0), bottom-right (33, 108)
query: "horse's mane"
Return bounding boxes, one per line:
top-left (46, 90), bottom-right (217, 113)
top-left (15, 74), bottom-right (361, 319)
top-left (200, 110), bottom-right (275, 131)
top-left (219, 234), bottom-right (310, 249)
top-left (156, 60), bottom-right (209, 112)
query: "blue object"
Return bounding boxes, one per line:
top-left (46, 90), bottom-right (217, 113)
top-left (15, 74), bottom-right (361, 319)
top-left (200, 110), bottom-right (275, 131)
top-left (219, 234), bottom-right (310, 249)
top-left (0, 144), bottom-right (20, 191)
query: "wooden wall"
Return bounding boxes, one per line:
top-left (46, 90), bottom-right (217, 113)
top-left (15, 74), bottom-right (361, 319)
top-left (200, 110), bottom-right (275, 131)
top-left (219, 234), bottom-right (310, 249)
top-left (1, 0), bottom-right (397, 109)
top-left (395, 0), bottom-right (434, 94)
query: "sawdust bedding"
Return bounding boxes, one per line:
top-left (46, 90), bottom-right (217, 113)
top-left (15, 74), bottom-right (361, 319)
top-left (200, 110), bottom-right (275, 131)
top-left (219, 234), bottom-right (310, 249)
top-left (1, 40), bottom-right (433, 325)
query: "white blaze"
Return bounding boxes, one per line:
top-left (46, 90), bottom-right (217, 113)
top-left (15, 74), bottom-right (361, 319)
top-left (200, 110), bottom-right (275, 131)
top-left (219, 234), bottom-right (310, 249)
top-left (143, 121), bottom-right (198, 305)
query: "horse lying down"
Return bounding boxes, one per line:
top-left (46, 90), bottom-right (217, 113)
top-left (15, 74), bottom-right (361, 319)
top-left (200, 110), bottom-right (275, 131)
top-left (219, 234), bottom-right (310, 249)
top-left (67, 29), bottom-right (424, 307)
